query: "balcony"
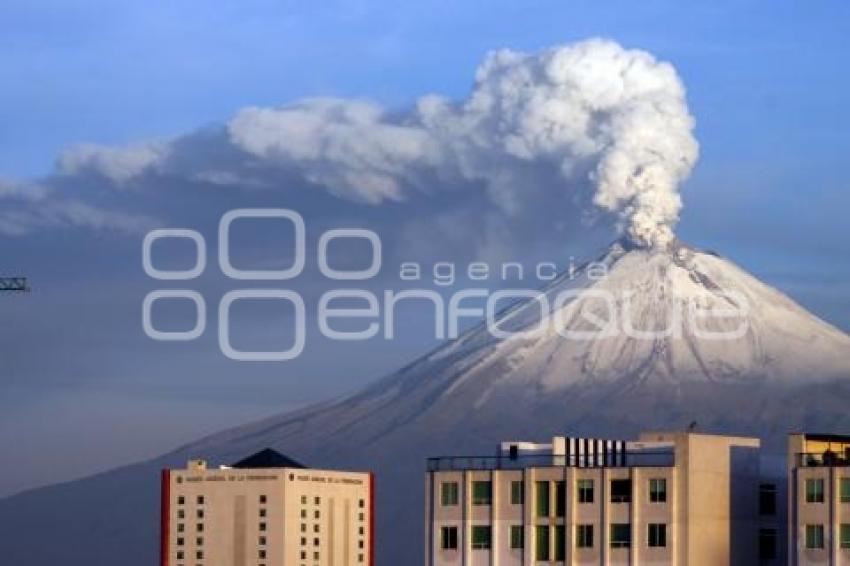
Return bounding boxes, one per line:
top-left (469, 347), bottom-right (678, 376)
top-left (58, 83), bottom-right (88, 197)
top-left (798, 451), bottom-right (850, 468)
top-left (426, 451), bottom-right (675, 472)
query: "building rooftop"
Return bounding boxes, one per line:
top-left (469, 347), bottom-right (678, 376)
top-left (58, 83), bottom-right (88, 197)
top-left (231, 448), bottom-right (306, 469)
top-left (428, 435), bottom-right (675, 472)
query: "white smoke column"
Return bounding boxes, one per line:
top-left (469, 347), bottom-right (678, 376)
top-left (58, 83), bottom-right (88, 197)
top-left (413, 39), bottom-right (699, 248)
top-left (197, 39), bottom-right (697, 248)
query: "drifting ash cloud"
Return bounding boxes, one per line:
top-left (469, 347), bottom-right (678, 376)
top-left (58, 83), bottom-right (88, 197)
top-left (4, 39), bottom-right (698, 248)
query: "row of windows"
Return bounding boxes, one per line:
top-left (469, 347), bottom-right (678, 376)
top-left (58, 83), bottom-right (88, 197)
top-left (804, 478), bottom-right (850, 504)
top-left (297, 550), bottom-right (365, 562)
top-left (439, 523), bottom-right (668, 556)
top-left (297, 494), bottom-right (366, 564)
top-left (177, 493), bottom-right (265, 506)
top-left (440, 478), bottom-right (667, 509)
top-left (803, 524), bottom-right (850, 549)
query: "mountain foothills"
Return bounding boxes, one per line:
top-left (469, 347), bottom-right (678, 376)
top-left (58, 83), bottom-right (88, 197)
top-left (1, 240), bottom-right (849, 565)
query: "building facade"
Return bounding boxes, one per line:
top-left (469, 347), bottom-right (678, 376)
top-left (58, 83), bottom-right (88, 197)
top-left (160, 449), bottom-right (373, 566)
top-left (425, 432), bottom-right (762, 566)
top-left (788, 433), bottom-right (850, 565)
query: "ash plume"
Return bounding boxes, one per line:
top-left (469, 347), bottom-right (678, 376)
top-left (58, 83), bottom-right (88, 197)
top-left (50, 39), bottom-right (699, 248)
top-left (227, 38), bottom-right (698, 247)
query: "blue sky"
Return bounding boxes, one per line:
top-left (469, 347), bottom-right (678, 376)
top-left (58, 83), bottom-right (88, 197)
top-left (0, 0), bottom-right (848, 495)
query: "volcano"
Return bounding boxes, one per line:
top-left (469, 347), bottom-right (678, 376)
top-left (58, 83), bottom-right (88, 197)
top-left (1, 240), bottom-right (849, 566)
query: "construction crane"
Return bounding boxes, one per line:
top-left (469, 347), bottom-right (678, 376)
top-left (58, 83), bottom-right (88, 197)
top-left (0, 277), bottom-right (29, 292)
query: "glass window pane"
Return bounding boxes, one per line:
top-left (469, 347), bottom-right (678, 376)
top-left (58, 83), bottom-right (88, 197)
top-left (576, 524), bottom-right (594, 548)
top-left (577, 479), bottom-right (594, 504)
top-left (648, 523), bottom-right (667, 548)
top-left (472, 481), bottom-right (492, 505)
top-left (610, 524), bottom-right (631, 548)
top-left (471, 525), bottom-right (491, 549)
top-left (759, 483), bottom-right (777, 515)
top-left (555, 481), bottom-right (566, 517)
top-left (554, 525), bottom-right (566, 560)
top-left (611, 479), bottom-right (632, 504)
top-left (510, 525), bottom-right (524, 549)
top-left (841, 524), bottom-right (850, 549)
top-left (511, 481), bottom-right (524, 505)
top-left (759, 528), bottom-right (777, 560)
top-left (536, 481), bottom-right (550, 517)
top-left (650, 478), bottom-right (667, 503)
top-left (806, 525), bottom-right (825, 549)
top-left (536, 525), bottom-right (550, 560)
top-left (806, 479), bottom-right (825, 503)
top-left (441, 482), bottom-right (458, 506)
top-left (841, 479), bottom-right (850, 503)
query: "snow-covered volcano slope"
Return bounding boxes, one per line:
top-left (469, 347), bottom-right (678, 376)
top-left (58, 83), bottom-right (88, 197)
top-left (429, 239), bottom-right (850, 392)
top-left (1, 241), bottom-right (849, 566)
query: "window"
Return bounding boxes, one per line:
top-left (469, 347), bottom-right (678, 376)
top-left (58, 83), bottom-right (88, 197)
top-left (510, 525), bottom-right (524, 549)
top-left (649, 478), bottom-right (667, 503)
top-left (536, 481), bottom-right (550, 517)
top-left (805, 525), bottom-right (824, 549)
top-left (760, 483), bottom-right (777, 515)
top-left (841, 478), bottom-right (850, 503)
top-left (611, 479), bottom-right (632, 504)
top-left (577, 479), bottom-right (594, 504)
top-left (440, 526), bottom-right (458, 550)
top-left (610, 524), bottom-right (631, 548)
top-left (472, 481), bottom-right (492, 505)
top-left (196, 509), bottom-right (204, 519)
top-left (471, 525), bottom-right (491, 550)
top-left (259, 508), bottom-right (266, 517)
top-left (441, 482), bottom-right (459, 506)
top-left (841, 524), bottom-right (850, 549)
top-left (259, 536), bottom-right (266, 545)
top-left (554, 525), bottom-right (565, 561)
top-left (648, 523), bottom-right (667, 548)
top-left (555, 481), bottom-right (566, 517)
top-left (510, 481), bottom-right (524, 505)
top-left (259, 495), bottom-right (266, 504)
top-left (760, 528), bottom-right (777, 560)
top-left (177, 496), bottom-right (185, 505)
top-left (536, 525), bottom-right (550, 561)
top-left (576, 524), bottom-right (594, 548)
top-left (806, 478), bottom-right (825, 503)
top-left (197, 496), bottom-right (204, 505)
top-left (258, 549), bottom-right (266, 559)
top-left (259, 522), bottom-right (266, 531)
